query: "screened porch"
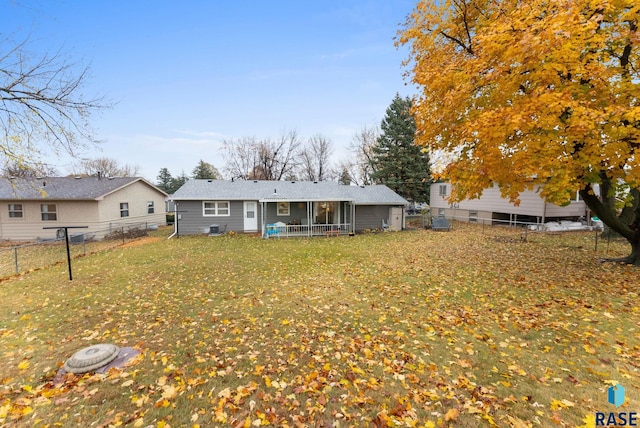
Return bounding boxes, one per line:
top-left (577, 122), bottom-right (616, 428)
top-left (260, 199), bottom-right (354, 238)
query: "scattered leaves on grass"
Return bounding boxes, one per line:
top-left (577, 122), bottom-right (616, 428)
top-left (0, 224), bottom-right (637, 426)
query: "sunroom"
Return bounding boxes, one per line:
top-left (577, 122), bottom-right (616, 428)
top-left (259, 198), bottom-right (355, 238)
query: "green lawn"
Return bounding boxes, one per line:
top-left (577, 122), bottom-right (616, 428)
top-left (0, 225), bottom-right (637, 427)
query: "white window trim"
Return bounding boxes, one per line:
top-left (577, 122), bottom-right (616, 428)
top-left (147, 201), bottom-right (155, 214)
top-left (41, 204), bottom-right (58, 221)
top-left (277, 202), bottom-right (290, 216)
top-left (439, 185), bottom-right (447, 197)
top-left (8, 203), bottom-right (23, 219)
top-left (120, 202), bottom-right (130, 218)
top-left (203, 201), bottom-right (230, 217)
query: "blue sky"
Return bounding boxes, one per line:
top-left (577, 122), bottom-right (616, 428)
top-left (3, 0), bottom-right (416, 182)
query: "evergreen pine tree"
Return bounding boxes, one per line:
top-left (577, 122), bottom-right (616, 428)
top-left (156, 168), bottom-right (175, 193)
top-left (371, 94), bottom-right (431, 203)
top-left (192, 160), bottom-right (222, 179)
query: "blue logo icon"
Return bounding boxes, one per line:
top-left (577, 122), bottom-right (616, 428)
top-left (609, 384), bottom-right (625, 408)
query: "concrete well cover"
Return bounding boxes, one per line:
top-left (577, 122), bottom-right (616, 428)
top-left (63, 343), bottom-right (120, 374)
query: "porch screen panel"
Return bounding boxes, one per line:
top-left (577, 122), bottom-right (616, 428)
top-left (313, 201), bottom-right (336, 224)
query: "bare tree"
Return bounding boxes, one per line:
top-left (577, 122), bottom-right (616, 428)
top-left (343, 125), bottom-right (379, 186)
top-left (3, 160), bottom-right (58, 178)
top-left (221, 136), bottom-right (260, 179)
top-left (297, 134), bottom-right (334, 181)
top-left (222, 130), bottom-right (302, 181)
top-left (0, 37), bottom-right (109, 172)
top-left (72, 157), bottom-right (140, 177)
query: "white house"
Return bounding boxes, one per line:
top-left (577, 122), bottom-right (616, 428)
top-left (430, 182), bottom-right (590, 226)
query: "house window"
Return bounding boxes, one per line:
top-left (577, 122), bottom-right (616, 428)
top-left (120, 203), bottom-right (129, 217)
top-left (314, 201), bottom-right (336, 224)
top-left (439, 185), bottom-right (447, 197)
top-left (277, 202), bottom-right (290, 216)
top-left (570, 192), bottom-right (581, 201)
top-left (203, 201), bottom-right (230, 216)
top-left (41, 204), bottom-right (57, 221)
top-left (438, 208), bottom-right (445, 218)
top-left (469, 210), bottom-right (478, 222)
top-left (8, 204), bottom-right (23, 218)
top-left (147, 201), bottom-right (155, 214)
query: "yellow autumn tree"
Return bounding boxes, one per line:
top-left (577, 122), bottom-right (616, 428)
top-left (399, 0), bottom-right (640, 264)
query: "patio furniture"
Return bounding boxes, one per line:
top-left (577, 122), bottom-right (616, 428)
top-left (266, 224), bottom-right (280, 238)
top-left (431, 218), bottom-right (451, 231)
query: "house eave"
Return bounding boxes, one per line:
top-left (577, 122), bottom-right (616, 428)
top-left (259, 198), bottom-right (356, 203)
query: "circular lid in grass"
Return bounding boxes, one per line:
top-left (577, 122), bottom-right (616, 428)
top-left (63, 343), bottom-right (120, 374)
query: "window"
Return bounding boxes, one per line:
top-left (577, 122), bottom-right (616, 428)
top-left (203, 201), bottom-right (230, 216)
top-left (314, 201), bottom-right (336, 224)
top-left (41, 204), bottom-right (57, 221)
top-left (8, 204), bottom-right (23, 218)
top-left (469, 210), bottom-right (478, 222)
top-left (277, 202), bottom-right (290, 216)
top-left (438, 208), bottom-right (445, 218)
top-left (147, 201), bottom-right (155, 214)
top-left (439, 185), bottom-right (447, 197)
top-left (120, 203), bottom-right (129, 217)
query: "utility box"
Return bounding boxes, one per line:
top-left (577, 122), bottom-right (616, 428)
top-left (70, 234), bottom-right (85, 244)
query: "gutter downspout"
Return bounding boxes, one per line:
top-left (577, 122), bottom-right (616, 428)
top-left (167, 202), bottom-right (177, 239)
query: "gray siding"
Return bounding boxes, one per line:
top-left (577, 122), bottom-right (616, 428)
top-left (175, 199), bottom-right (399, 235)
top-left (355, 205), bottom-right (392, 231)
top-left (263, 202), bottom-right (309, 225)
top-left (174, 200), bottom-right (261, 234)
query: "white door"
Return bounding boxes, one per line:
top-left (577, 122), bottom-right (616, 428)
top-left (243, 201), bottom-right (258, 232)
top-left (390, 207), bottom-right (403, 231)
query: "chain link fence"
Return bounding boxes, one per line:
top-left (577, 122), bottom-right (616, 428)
top-left (407, 213), bottom-right (629, 259)
top-left (0, 222), bottom-right (157, 279)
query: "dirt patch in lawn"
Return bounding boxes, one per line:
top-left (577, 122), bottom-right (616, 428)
top-left (120, 236), bottom-right (162, 248)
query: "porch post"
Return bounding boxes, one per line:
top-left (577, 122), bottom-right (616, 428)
top-left (351, 202), bottom-right (356, 234)
top-left (261, 202), bottom-right (266, 237)
top-left (307, 201), bottom-right (312, 237)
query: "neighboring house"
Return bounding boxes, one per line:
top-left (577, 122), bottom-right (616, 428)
top-left (170, 179), bottom-right (408, 237)
top-left (0, 176), bottom-right (168, 241)
top-left (430, 182), bottom-right (589, 225)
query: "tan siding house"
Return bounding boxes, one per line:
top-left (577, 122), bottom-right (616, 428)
top-left (0, 177), bottom-right (168, 241)
top-left (430, 183), bottom-right (588, 225)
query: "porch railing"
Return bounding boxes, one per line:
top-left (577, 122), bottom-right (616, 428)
top-left (265, 223), bottom-right (351, 238)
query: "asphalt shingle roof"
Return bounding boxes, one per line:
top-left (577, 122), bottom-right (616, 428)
top-left (0, 177), bottom-right (163, 200)
top-left (171, 180), bottom-right (408, 205)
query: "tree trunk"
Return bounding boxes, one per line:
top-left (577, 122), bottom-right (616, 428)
top-left (625, 232), bottom-right (640, 266)
top-left (580, 184), bottom-right (640, 266)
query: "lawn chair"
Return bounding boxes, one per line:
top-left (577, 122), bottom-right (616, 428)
top-left (431, 218), bottom-right (451, 231)
top-left (274, 222), bottom-right (287, 236)
top-left (266, 224), bottom-right (280, 238)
